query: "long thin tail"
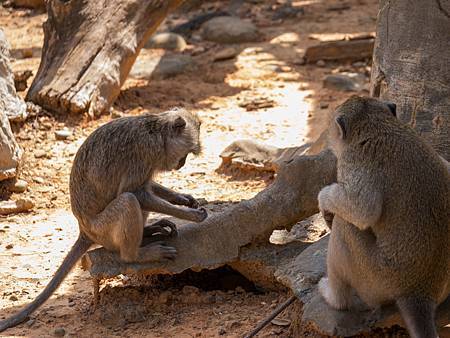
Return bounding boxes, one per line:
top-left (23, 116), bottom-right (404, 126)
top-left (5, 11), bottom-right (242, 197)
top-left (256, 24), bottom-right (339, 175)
top-left (396, 295), bottom-right (439, 338)
top-left (0, 235), bottom-right (92, 332)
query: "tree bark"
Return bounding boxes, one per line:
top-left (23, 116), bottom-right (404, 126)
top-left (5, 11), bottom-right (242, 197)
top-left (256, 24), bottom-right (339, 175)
top-left (0, 30), bottom-right (23, 181)
top-left (26, 0), bottom-right (184, 117)
top-left (370, 0), bottom-right (450, 160)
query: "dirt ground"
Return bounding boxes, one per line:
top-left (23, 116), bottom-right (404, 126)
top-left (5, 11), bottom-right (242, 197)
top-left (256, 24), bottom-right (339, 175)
top-left (0, 1), bottom-right (379, 337)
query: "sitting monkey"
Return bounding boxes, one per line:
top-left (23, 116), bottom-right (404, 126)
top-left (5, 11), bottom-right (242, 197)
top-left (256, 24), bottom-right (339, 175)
top-left (0, 108), bottom-right (208, 332)
top-left (318, 96), bottom-right (449, 338)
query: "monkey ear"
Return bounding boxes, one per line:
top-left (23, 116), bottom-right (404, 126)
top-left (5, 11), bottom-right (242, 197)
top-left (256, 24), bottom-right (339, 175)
top-left (335, 116), bottom-right (347, 139)
top-left (385, 102), bottom-right (397, 117)
top-left (172, 116), bottom-right (186, 132)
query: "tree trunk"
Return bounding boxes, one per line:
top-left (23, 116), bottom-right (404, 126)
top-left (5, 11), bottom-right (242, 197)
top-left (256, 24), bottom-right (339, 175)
top-left (0, 30), bottom-right (23, 181)
top-left (370, 0), bottom-right (450, 160)
top-left (26, 0), bottom-right (184, 117)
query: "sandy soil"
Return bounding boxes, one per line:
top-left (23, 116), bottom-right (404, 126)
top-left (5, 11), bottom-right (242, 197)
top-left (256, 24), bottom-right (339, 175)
top-left (0, 1), bottom-right (379, 337)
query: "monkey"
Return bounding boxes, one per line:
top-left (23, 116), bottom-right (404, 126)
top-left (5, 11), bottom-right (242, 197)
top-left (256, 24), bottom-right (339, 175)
top-left (0, 108), bottom-right (208, 332)
top-left (317, 96), bottom-right (449, 338)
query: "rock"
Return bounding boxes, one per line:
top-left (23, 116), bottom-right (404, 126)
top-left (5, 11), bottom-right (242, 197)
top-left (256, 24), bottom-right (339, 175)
top-left (213, 47), bottom-right (239, 62)
top-left (323, 73), bottom-right (365, 92)
top-left (144, 32), bottom-right (187, 51)
top-left (319, 102), bottom-right (329, 109)
top-left (218, 327), bottom-right (226, 335)
top-left (201, 16), bottom-right (260, 44)
top-left (152, 55), bottom-right (194, 79)
top-left (53, 327), bottom-right (66, 337)
top-left (130, 55), bottom-right (195, 80)
top-left (0, 198), bottom-right (34, 215)
top-left (33, 176), bottom-right (44, 184)
top-left (55, 129), bottom-right (72, 140)
top-left (9, 295), bottom-right (18, 301)
top-left (305, 38), bottom-right (374, 63)
top-left (34, 149), bottom-right (47, 158)
top-left (9, 179), bottom-right (28, 193)
top-left (5, 243), bottom-right (13, 249)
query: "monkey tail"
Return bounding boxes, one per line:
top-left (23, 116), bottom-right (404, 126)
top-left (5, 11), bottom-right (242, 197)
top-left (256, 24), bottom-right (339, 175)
top-left (396, 295), bottom-right (439, 338)
top-left (0, 235), bottom-right (92, 332)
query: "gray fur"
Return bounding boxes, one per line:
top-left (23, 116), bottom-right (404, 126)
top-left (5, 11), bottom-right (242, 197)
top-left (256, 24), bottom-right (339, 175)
top-left (0, 108), bottom-right (206, 332)
top-left (318, 96), bottom-right (449, 338)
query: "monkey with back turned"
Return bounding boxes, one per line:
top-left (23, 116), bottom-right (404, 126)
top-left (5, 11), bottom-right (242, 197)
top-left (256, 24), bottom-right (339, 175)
top-left (0, 108), bottom-right (208, 332)
top-left (318, 96), bottom-right (449, 338)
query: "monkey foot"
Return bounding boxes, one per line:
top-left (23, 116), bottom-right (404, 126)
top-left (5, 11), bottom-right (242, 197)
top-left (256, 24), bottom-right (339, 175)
top-left (141, 219), bottom-right (178, 247)
top-left (318, 277), bottom-right (354, 311)
top-left (139, 241), bottom-right (177, 261)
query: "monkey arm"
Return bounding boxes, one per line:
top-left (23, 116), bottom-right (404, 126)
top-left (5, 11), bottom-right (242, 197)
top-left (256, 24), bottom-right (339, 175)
top-left (318, 183), bottom-right (382, 230)
top-left (133, 188), bottom-right (207, 223)
top-left (149, 182), bottom-right (199, 208)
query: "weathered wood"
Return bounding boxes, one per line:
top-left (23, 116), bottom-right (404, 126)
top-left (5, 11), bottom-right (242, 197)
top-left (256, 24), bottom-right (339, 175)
top-left (27, 0), bottom-right (184, 117)
top-left (0, 30), bottom-right (23, 181)
top-left (304, 38), bottom-right (374, 63)
top-left (370, 0), bottom-right (450, 160)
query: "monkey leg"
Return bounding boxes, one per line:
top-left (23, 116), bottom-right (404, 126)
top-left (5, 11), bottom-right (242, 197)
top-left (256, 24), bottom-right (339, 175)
top-left (150, 182), bottom-right (199, 208)
top-left (134, 188), bottom-right (207, 222)
top-left (319, 219), bottom-right (367, 310)
top-left (88, 193), bottom-right (176, 262)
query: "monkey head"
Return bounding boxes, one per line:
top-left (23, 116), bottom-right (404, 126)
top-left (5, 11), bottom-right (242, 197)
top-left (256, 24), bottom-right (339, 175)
top-left (328, 96), bottom-right (397, 157)
top-left (161, 108), bottom-right (202, 171)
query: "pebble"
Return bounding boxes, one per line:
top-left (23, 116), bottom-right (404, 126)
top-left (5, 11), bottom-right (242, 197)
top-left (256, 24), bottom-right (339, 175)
top-left (9, 179), bottom-right (28, 193)
top-left (319, 102), bottom-right (329, 109)
top-left (5, 243), bottom-right (13, 249)
top-left (144, 32), bottom-right (187, 52)
top-left (33, 176), bottom-right (44, 184)
top-left (53, 327), bottom-right (66, 337)
top-left (9, 295), bottom-right (18, 301)
top-left (34, 149), bottom-right (47, 158)
top-left (0, 198), bottom-right (34, 215)
top-left (201, 16), bottom-right (260, 44)
top-left (213, 47), bottom-right (239, 62)
top-left (218, 327), bottom-right (226, 335)
top-left (323, 73), bottom-right (364, 92)
top-left (55, 129), bottom-right (72, 140)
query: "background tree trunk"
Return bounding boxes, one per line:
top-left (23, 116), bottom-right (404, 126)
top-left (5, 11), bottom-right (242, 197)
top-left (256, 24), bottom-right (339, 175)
top-left (0, 30), bottom-right (23, 181)
top-left (370, 0), bottom-right (450, 160)
top-left (26, 0), bottom-right (184, 117)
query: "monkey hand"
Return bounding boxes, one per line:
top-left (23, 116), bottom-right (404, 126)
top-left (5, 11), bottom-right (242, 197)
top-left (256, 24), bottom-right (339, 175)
top-left (178, 193), bottom-right (200, 209)
top-left (318, 184), bottom-right (337, 228)
top-left (189, 207), bottom-right (208, 222)
top-left (322, 210), bottom-right (335, 229)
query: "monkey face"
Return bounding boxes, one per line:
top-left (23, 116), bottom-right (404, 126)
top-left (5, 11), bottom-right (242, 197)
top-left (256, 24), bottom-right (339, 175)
top-left (176, 154), bottom-right (188, 170)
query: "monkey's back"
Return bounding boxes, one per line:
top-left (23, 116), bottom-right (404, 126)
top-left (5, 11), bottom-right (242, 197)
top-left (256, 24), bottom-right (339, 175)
top-left (338, 122), bottom-right (449, 300)
top-left (69, 116), bottom-right (166, 223)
